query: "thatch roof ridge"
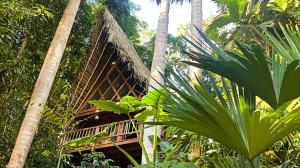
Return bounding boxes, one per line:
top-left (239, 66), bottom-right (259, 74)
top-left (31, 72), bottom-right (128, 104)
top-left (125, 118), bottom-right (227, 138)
top-left (93, 7), bottom-right (149, 81)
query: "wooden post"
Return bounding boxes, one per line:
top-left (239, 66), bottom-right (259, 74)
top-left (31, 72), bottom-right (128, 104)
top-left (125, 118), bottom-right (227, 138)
top-left (116, 122), bottom-right (124, 141)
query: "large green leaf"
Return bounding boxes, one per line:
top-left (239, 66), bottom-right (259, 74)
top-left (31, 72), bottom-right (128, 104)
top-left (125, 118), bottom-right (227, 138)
top-left (261, 24), bottom-right (300, 62)
top-left (89, 96), bottom-right (143, 114)
top-left (213, 156), bottom-right (257, 168)
top-left (155, 71), bottom-right (300, 160)
top-left (184, 27), bottom-right (300, 108)
top-left (89, 100), bottom-right (130, 114)
top-left (205, 13), bottom-right (235, 41)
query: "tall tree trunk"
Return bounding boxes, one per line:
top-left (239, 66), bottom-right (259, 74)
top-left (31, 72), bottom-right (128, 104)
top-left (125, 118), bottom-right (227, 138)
top-left (7, 1), bottom-right (81, 167)
top-left (142, 0), bottom-right (170, 163)
top-left (189, 0), bottom-right (203, 161)
top-left (188, 0), bottom-right (203, 82)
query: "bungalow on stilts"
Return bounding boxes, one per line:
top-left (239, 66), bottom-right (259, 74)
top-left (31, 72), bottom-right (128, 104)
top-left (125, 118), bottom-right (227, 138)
top-left (61, 8), bottom-right (149, 167)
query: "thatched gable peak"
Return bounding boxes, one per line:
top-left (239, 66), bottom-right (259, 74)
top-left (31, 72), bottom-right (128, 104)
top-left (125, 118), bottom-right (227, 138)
top-left (92, 7), bottom-right (149, 80)
top-left (69, 8), bottom-right (149, 114)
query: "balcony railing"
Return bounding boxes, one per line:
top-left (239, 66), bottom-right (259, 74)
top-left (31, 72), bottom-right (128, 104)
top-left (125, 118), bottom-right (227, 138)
top-left (60, 119), bottom-right (142, 147)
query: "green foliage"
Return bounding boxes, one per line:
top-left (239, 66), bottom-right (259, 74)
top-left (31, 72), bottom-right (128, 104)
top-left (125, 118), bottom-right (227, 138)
top-left (139, 160), bottom-right (197, 168)
top-left (157, 68), bottom-right (300, 161)
top-left (135, 31), bottom-right (188, 73)
top-left (90, 96), bottom-right (143, 115)
top-left (0, 1), bottom-right (81, 166)
top-left (267, 0), bottom-right (293, 11)
top-left (89, 91), bottom-right (194, 166)
top-left (184, 27), bottom-right (300, 108)
top-left (261, 24), bottom-right (300, 62)
top-left (0, 0), bottom-right (53, 46)
top-left (0, 0), bottom-right (146, 167)
top-left (76, 152), bottom-right (119, 168)
top-left (90, 91), bottom-right (169, 122)
top-left (212, 155), bottom-right (257, 168)
top-left (206, 0), bottom-right (300, 48)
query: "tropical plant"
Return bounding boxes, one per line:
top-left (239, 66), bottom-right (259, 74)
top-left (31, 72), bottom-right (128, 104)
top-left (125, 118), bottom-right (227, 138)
top-left (205, 0), bottom-right (300, 47)
top-left (7, 0), bottom-right (81, 167)
top-left (136, 24), bottom-right (300, 167)
top-left (75, 152), bottom-right (119, 168)
top-left (212, 155), bottom-right (260, 168)
top-left (184, 26), bottom-right (300, 109)
top-left (154, 71), bottom-right (300, 165)
top-left (0, 0), bottom-right (97, 166)
top-left (261, 24), bottom-right (300, 63)
top-left (164, 126), bottom-right (227, 165)
top-left (0, 0), bottom-right (151, 167)
top-left (89, 94), bottom-right (166, 166)
top-left (89, 93), bottom-right (199, 167)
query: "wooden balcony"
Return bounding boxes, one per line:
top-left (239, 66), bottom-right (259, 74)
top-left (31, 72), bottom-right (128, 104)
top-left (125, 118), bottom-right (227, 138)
top-left (61, 119), bottom-right (143, 153)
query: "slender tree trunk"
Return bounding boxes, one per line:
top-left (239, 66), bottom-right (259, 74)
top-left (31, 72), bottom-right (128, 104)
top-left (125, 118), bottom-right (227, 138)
top-left (188, 0), bottom-right (203, 82)
top-left (189, 0), bottom-right (203, 161)
top-left (148, 0), bottom-right (170, 90)
top-left (7, 1), bottom-right (81, 167)
top-left (142, 0), bottom-right (170, 163)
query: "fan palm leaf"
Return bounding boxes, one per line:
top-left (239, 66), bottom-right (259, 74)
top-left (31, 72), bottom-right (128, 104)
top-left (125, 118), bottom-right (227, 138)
top-left (184, 26), bottom-right (300, 108)
top-left (155, 71), bottom-right (300, 160)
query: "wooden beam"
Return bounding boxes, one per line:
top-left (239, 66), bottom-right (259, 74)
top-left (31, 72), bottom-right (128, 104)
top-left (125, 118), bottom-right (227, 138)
top-left (99, 64), bottom-right (127, 100)
top-left (69, 25), bottom-right (105, 106)
top-left (74, 49), bottom-right (116, 113)
top-left (72, 38), bottom-right (110, 111)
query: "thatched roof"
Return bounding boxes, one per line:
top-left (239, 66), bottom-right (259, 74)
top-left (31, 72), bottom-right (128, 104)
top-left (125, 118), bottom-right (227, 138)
top-left (69, 7), bottom-right (149, 113)
top-left (94, 8), bottom-right (149, 80)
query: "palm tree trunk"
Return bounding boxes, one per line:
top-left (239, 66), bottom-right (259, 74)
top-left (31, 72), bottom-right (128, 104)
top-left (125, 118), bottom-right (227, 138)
top-left (188, 0), bottom-right (203, 82)
top-left (142, 0), bottom-right (170, 163)
top-left (188, 0), bottom-right (203, 161)
top-left (7, 1), bottom-right (81, 167)
top-left (148, 0), bottom-right (170, 90)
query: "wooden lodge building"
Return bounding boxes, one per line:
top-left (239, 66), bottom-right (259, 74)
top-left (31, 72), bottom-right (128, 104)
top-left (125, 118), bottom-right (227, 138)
top-left (61, 8), bottom-right (149, 167)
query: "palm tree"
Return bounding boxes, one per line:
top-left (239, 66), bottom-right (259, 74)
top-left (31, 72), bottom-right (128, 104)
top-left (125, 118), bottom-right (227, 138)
top-left (169, 0), bottom-right (203, 81)
top-left (7, 0), bottom-right (81, 167)
top-left (155, 26), bottom-right (300, 164)
top-left (148, 0), bottom-right (171, 89)
top-left (188, 0), bottom-right (203, 82)
top-left (143, 0), bottom-right (203, 162)
top-left (143, 0), bottom-right (171, 163)
top-left (148, 0), bottom-right (204, 88)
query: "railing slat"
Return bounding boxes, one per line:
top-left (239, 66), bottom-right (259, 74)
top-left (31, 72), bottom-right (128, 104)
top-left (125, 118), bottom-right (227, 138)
top-left (61, 119), bottom-right (142, 147)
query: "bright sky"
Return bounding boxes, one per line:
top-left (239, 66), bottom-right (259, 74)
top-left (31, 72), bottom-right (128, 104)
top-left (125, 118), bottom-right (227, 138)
top-left (131, 0), bottom-right (218, 35)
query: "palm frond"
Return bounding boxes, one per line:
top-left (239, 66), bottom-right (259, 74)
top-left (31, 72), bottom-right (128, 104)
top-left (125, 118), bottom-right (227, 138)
top-left (184, 27), bottom-right (300, 108)
top-left (213, 156), bottom-right (256, 168)
top-left (205, 13), bottom-right (235, 41)
top-left (261, 24), bottom-right (300, 63)
top-left (156, 70), bottom-right (300, 160)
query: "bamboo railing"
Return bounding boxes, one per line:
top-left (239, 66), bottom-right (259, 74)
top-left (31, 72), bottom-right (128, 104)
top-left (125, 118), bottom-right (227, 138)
top-left (60, 119), bottom-right (142, 146)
